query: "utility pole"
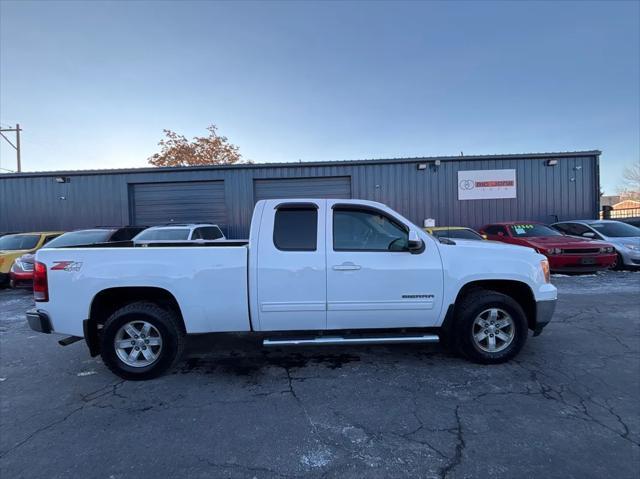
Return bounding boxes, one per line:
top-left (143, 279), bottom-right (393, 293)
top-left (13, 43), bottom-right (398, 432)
top-left (0, 123), bottom-right (22, 172)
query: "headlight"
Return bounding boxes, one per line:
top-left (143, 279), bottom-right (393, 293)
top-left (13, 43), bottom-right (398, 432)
top-left (548, 248), bottom-right (562, 255)
top-left (600, 247), bottom-right (614, 253)
top-left (624, 244), bottom-right (640, 251)
top-left (540, 259), bottom-right (550, 283)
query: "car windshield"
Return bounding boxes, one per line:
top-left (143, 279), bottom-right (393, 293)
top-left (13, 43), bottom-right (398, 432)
top-left (432, 229), bottom-right (483, 240)
top-left (0, 234), bottom-right (40, 250)
top-left (590, 222), bottom-right (640, 238)
top-left (508, 224), bottom-right (562, 237)
top-left (134, 228), bottom-right (191, 241)
top-left (46, 230), bottom-right (113, 248)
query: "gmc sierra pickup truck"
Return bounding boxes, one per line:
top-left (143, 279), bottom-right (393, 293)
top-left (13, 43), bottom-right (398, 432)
top-left (27, 199), bottom-right (557, 380)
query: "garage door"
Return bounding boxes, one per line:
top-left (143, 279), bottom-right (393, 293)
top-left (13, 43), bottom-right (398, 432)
top-left (130, 181), bottom-right (227, 228)
top-left (253, 177), bottom-right (351, 202)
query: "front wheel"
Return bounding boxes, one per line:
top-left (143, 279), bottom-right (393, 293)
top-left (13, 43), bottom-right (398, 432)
top-left (100, 301), bottom-right (185, 380)
top-left (453, 289), bottom-right (528, 364)
top-left (612, 252), bottom-right (624, 270)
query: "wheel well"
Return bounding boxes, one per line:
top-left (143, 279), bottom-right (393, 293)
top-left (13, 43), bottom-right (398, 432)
top-left (86, 287), bottom-right (186, 355)
top-left (454, 280), bottom-right (536, 330)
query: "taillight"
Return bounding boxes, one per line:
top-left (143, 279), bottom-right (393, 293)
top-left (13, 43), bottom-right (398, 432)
top-left (33, 261), bottom-right (49, 302)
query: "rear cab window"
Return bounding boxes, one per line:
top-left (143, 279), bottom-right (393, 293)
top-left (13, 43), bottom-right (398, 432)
top-left (273, 205), bottom-right (318, 251)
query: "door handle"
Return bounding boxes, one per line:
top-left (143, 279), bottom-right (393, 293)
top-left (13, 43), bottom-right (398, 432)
top-left (333, 263), bottom-right (361, 271)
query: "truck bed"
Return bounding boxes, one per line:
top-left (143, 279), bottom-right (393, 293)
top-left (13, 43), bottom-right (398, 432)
top-left (36, 245), bottom-right (250, 336)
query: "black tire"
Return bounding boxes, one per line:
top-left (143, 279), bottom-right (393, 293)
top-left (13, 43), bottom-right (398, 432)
top-left (100, 301), bottom-right (185, 380)
top-left (612, 252), bottom-right (624, 270)
top-left (453, 289), bottom-right (528, 364)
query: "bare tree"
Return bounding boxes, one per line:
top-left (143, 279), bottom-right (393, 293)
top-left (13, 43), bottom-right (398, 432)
top-left (618, 162), bottom-right (640, 200)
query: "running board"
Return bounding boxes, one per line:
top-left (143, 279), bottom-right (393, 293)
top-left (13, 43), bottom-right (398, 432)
top-left (263, 334), bottom-right (439, 347)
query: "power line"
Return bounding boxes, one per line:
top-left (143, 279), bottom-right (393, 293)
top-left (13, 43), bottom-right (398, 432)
top-left (0, 123), bottom-right (21, 172)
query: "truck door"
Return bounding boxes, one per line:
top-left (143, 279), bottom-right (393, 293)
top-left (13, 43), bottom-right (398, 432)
top-left (326, 202), bottom-right (443, 329)
top-left (254, 200), bottom-right (327, 331)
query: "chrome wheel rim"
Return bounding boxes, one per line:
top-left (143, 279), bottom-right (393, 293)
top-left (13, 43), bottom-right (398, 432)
top-left (472, 308), bottom-right (514, 353)
top-left (114, 320), bottom-right (163, 367)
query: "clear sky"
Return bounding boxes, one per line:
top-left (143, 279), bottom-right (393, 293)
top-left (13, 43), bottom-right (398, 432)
top-left (1, 0), bottom-right (638, 194)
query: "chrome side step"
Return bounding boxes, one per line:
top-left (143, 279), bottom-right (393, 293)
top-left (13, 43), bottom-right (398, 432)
top-left (263, 334), bottom-right (439, 347)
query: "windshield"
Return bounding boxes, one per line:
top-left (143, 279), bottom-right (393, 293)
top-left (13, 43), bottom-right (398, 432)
top-left (431, 229), bottom-right (483, 240)
top-left (508, 224), bottom-right (562, 237)
top-left (590, 222), bottom-right (640, 238)
top-left (134, 228), bottom-right (191, 241)
top-left (46, 230), bottom-right (113, 248)
top-left (0, 234), bottom-right (40, 250)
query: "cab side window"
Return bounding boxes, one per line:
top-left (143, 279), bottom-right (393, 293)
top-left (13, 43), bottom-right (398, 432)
top-left (273, 207), bottom-right (318, 251)
top-left (333, 208), bottom-right (408, 252)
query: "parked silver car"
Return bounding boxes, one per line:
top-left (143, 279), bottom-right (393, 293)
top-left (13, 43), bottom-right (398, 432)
top-left (551, 220), bottom-right (640, 269)
top-left (132, 223), bottom-right (225, 243)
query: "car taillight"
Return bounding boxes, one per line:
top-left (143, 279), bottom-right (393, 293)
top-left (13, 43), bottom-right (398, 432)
top-left (33, 261), bottom-right (49, 302)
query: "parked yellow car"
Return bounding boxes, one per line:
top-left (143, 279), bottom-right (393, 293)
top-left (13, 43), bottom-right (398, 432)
top-left (424, 226), bottom-right (486, 241)
top-left (0, 232), bottom-right (64, 286)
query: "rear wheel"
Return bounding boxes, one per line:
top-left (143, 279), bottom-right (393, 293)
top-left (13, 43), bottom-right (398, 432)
top-left (453, 289), bottom-right (528, 364)
top-left (100, 301), bottom-right (185, 380)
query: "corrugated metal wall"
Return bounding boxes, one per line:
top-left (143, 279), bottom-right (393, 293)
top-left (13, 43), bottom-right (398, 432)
top-left (0, 153), bottom-right (600, 239)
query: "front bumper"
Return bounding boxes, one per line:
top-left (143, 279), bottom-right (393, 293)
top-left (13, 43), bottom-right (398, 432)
top-left (533, 299), bottom-right (556, 336)
top-left (26, 309), bottom-right (53, 334)
top-left (619, 248), bottom-right (640, 267)
top-left (548, 253), bottom-right (616, 272)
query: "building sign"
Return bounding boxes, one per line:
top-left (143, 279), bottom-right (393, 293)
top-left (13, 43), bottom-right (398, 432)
top-left (457, 169), bottom-right (517, 200)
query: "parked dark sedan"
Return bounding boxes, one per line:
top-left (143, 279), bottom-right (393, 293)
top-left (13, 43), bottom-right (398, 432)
top-left (9, 226), bottom-right (146, 288)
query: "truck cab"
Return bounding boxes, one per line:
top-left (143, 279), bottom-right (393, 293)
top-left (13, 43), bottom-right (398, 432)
top-left (250, 199), bottom-right (444, 332)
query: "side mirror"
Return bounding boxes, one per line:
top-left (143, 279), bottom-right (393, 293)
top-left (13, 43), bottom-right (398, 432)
top-left (408, 230), bottom-right (424, 253)
top-left (582, 232), bottom-right (595, 239)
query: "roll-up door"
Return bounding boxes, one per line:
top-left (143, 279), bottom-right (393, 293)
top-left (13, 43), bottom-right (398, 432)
top-left (254, 177), bottom-right (351, 201)
top-left (130, 181), bottom-right (227, 228)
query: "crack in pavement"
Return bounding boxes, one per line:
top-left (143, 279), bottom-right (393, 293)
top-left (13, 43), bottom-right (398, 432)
top-left (438, 405), bottom-right (465, 479)
top-left (0, 380), bottom-right (125, 458)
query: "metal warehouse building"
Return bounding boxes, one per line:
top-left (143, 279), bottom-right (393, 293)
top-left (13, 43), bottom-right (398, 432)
top-left (0, 151), bottom-right (600, 239)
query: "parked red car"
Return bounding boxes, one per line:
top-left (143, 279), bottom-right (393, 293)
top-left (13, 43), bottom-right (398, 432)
top-left (479, 222), bottom-right (617, 273)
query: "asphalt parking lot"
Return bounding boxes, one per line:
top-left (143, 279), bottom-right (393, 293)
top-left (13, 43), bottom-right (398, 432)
top-left (1, 272), bottom-right (639, 479)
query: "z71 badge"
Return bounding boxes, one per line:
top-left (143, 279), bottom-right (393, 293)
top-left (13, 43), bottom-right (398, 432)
top-left (51, 261), bottom-right (83, 272)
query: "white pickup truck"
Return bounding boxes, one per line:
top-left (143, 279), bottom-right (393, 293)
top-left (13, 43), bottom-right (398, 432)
top-left (27, 199), bottom-right (557, 380)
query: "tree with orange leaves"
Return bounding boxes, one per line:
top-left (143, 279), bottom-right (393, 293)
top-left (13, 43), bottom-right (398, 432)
top-left (148, 124), bottom-right (245, 167)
